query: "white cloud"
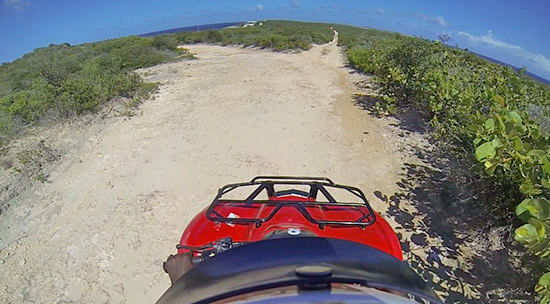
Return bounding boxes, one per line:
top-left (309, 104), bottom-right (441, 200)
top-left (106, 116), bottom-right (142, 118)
top-left (458, 30), bottom-right (520, 50)
top-left (255, 4), bottom-right (263, 11)
top-left (375, 8), bottom-right (384, 15)
top-left (291, 0), bottom-right (300, 8)
top-left (458, 30), bottom-right (550, 74)
top-left (4, 0), bottom-right (29, 11)
top-left (416, 13), bottom-right (448, 27)
top-left (434, 16), bottom-right (447, 27)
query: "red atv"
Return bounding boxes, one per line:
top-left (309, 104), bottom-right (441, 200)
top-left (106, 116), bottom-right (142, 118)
top-left (157, 176), bottom-right (442, 304)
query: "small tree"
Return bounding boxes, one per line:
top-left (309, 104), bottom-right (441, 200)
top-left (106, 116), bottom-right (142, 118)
top-left (438, 33), bottom-right (451, 45)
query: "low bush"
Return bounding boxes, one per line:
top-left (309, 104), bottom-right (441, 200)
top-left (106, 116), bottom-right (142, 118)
top-left (0, 35), bottom-right (190, 145)
top-left (173, 20), bottom-right (333, 51)
top-left (342, 28), bottom-right (550, 302)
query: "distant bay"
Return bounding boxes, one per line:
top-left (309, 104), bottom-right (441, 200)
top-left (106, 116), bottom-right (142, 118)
top-left (474, 52), bottom-right (550, 85)
top-left (140, 22), bottom-right (244, 37)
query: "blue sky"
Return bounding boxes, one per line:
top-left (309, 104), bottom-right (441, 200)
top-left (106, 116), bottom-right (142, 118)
top-left (1, 0), bottom-right (549, 80)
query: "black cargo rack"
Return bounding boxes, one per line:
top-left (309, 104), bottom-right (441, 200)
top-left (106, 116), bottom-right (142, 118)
top-left (205, 176), bottom-right (376, 230)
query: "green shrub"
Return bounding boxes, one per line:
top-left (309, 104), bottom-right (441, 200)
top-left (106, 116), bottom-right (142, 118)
top-left (173, 20), bottom-right (333, 51)
top-left (0, 34), bottom-right (187, 144)
top-left (343, 27), bottom-right (550, 303)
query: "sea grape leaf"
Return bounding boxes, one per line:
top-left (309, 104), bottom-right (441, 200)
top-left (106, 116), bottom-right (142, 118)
top-left (519, 179), bottom-right (543, 196)
top-left (543, 157), bottom-right (550, 175)
top-left (532, 238), bottom-right (550, 256)
top-left (528, 218), bottom-right (546, 239)
top-left (494, 94), bottom-right (506, 107)
top-left (514, 223), bottom-right (539, 244)
top-left (539, 273), bottom-right (550, 287)
top-left (473, 138), bottom-right (481, 145)
top-left (506, 111), bottom-right (522, 125)
top-left (517, 198), bottom-right (535, 221)
top-left (485, 164), bottom-right (497, 175)
top-left (528, 149), bottom-right (546, 160)
top-left (539, 198), bottom-right (550, 220)
top-left (475, 142), bottom-right (496, 161)
top-left (484, 118), bottom-right (495, 130)
top-left (513, 138), bottom-right (524, 151)
top-left (468, 124), bottom-right (483, 133)
top-left (515, 198), bottom-right (550, 221)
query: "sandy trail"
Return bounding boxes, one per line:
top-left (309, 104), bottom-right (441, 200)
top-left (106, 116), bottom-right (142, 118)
top-left (0, 33), bottom-right (414, 302)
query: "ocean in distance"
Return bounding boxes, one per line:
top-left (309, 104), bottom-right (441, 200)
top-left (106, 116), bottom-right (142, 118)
top-left (141, 21), bottom-right (549, 85)
top-left (140, 22), bottom-right (244, 37)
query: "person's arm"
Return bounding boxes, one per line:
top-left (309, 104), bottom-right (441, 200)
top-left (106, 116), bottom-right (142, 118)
top-left (163, 252), bottom-right (193, 285)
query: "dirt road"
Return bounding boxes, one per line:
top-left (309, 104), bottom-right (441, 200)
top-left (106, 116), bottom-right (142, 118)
top-left (0, 34), bottom-right (420, 302)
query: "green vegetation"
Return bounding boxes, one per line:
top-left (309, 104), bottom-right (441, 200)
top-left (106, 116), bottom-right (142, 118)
top-left (0, 35), bottom-right (189, 145)
top-left (342, 28), bottom-right (550, 302)
top-left (3, 18), bottom-right (550, 301)
top-left (0, 20), bottom-right (335, 147)
top-left (172, 20), bottom-right (334, 51)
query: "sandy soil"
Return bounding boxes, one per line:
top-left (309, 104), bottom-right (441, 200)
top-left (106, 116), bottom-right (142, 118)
top-left (0, 33), bottom-right (493, 303)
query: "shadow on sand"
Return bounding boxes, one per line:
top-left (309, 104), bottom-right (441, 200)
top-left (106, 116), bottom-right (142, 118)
top-left (353, 92), bottom-right (543, 303)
